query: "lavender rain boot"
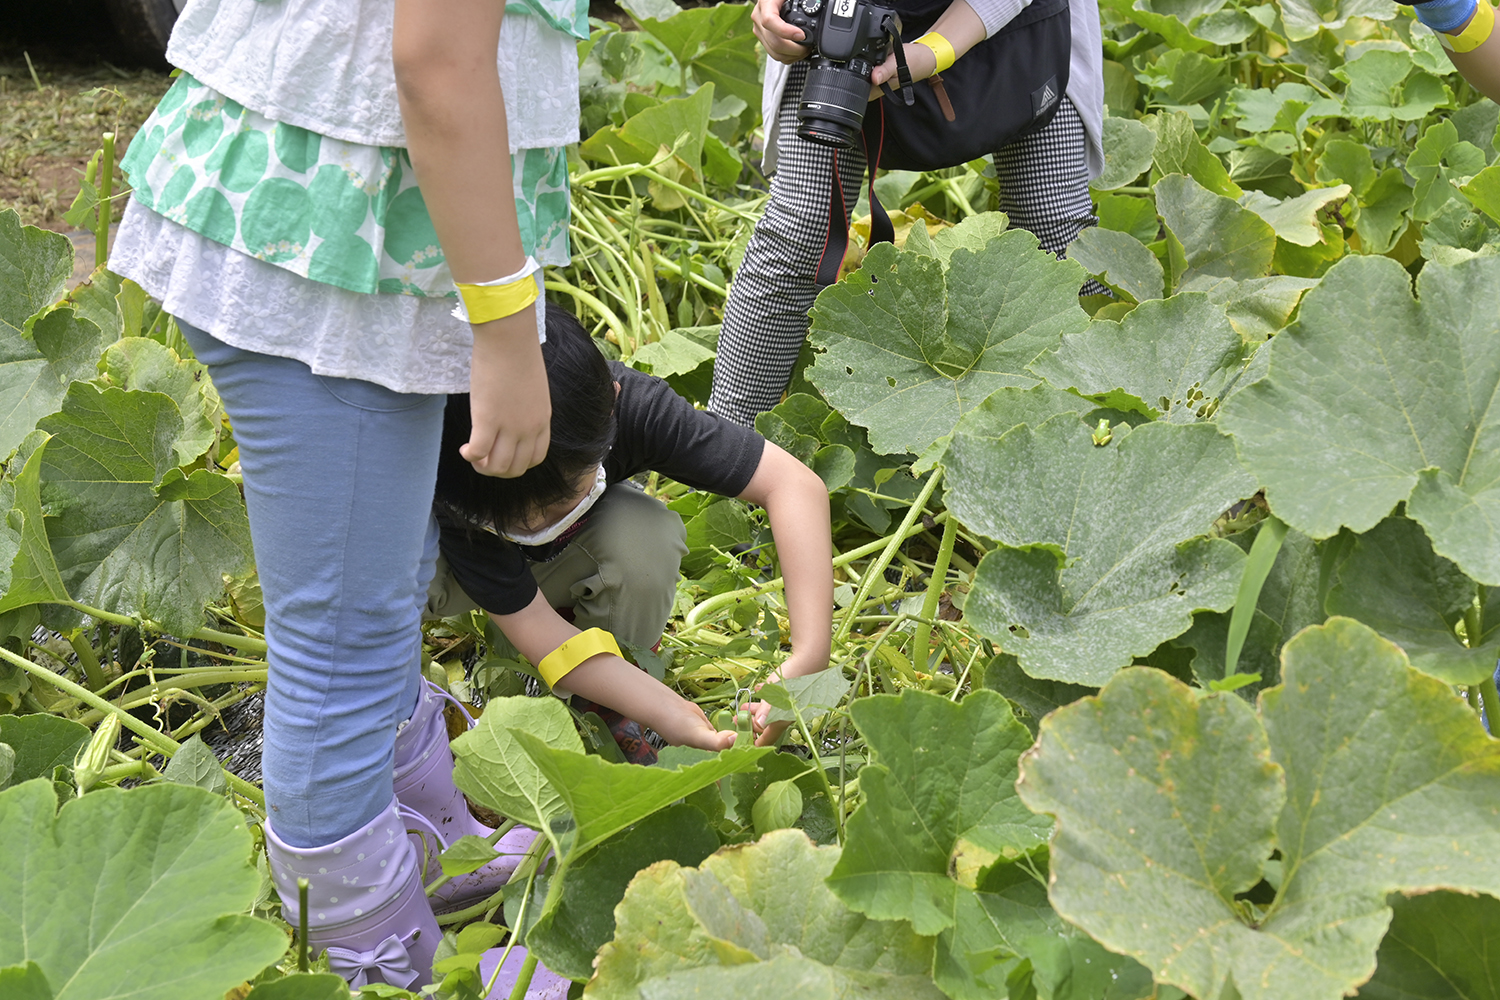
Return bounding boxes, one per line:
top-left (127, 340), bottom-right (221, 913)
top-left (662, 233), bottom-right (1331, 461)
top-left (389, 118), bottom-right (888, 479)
top-left (266, 797), bottom-right (570, 998)
top-left (393, 679), bottom-right (541, 913)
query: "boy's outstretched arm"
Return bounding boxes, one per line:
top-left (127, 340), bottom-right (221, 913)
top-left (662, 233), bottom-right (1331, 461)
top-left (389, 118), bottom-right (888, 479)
top-left (737, 442), bottom-right (835, 746)
top-left (491, 593), bottom-right (737, 752)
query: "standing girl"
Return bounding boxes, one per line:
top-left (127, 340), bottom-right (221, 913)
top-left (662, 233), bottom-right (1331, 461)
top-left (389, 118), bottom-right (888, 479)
top-left (108, 0), bottom-right (581, 994)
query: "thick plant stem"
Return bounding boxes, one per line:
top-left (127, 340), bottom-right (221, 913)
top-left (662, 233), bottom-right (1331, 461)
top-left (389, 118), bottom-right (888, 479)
top-left (506, 952), bottom-right (539, 1000)
top-left (910, 515), bottom-right (959, 671)
top-left (835, 469), bottom-right (943, 644)
top-left (0, 643), bottom-right (265, 806)
top-left (48, 600), bottom-right (269, 654)
top-left (96, 132), bottom-right (115, 268)
top-left (682, 512), bottom-right (948, 629)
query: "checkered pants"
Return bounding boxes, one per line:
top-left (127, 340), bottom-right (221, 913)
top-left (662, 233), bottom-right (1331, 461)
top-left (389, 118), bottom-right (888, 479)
top-left (708, 62), bottom-right (1102, 427)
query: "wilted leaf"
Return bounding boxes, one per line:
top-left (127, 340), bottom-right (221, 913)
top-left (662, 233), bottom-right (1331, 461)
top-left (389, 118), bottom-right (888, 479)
top-left (949, 417), bottom-right (1255, 683)
top-left (1239, 186), bottom-right (1351, 246)
top-left (630, 328), bottom-right (717, 378)
top-left (1219, 253), bottom-right (1500, 584)
top-left (806, 226), bottom-right (1088, 455)
top-left (1019, 618), bottom-right (1500, 1000)
top-left (828, 690), bottom-right (1050, 934)
top-left (588, 830), bottom-right (941, 1000)
top-left (0, 779), bottom-right (287, 1000)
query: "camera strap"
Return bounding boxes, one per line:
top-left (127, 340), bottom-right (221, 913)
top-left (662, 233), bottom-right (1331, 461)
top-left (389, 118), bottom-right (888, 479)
top-left (813, 110), bottom-right (894, 288)
top-left (882, 18), bottom-right (916, 106)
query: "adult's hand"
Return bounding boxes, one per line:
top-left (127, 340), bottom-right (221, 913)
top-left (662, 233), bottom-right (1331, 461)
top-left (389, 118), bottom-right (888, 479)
top-left (465, 307), bottom-right (550, 477)
top-left (754, 0), bottom-right (812, 63)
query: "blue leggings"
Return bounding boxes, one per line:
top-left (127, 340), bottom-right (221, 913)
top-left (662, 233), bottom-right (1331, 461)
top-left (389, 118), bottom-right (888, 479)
top-left (181, 322), bottom-right (444, 848)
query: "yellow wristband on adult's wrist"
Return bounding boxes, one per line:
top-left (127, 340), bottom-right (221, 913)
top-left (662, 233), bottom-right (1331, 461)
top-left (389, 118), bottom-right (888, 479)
top-left (1443, 0), bottom-right (1495, 52)
top-left (537, 628), bottom-right (622, 688)
top-left (914, 31), bottom-right (956, 73)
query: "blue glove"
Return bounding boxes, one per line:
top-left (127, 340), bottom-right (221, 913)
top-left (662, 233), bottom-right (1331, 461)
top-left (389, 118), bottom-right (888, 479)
top-left (1410, 0), bottom-right (1479, 33)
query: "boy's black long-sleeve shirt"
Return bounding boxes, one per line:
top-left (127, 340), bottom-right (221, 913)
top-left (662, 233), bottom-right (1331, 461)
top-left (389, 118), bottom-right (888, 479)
top-left (435, 362), bottom-right (765, 616)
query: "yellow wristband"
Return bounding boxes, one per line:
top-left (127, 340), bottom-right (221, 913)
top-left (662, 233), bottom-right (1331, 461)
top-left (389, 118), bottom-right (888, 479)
top-left (455, 275), bottom-right (540, 325)
top-left (537, 628), bottom-right (622, 688)
top-left (914, 31), bottom-right (956, 74)
top-left (1443, 0), bottom-right (1495, 52)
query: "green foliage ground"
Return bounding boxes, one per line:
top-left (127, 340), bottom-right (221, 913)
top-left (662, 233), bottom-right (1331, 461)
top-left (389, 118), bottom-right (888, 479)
top-left (6, 0), bottom-right (1500, 996)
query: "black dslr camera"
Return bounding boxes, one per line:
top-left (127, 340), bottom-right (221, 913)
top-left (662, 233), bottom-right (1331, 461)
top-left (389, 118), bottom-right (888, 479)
top-left (780, 0), bottom-right (903, 149)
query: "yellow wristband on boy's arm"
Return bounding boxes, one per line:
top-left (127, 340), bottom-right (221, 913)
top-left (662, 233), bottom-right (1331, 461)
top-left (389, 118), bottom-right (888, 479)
top-left (1443, 0), bottom-right (1496, 52)
top-left (451, 256), bottom-right (541, 325)
top-left (537, 628), bottom-right (622, 688)
top-left (914, 31), bottom-right (956, 73)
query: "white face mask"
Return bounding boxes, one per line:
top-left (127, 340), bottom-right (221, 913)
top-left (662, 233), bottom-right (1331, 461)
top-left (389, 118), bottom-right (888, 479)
top-left (502, 464), bottom-right (608, 546)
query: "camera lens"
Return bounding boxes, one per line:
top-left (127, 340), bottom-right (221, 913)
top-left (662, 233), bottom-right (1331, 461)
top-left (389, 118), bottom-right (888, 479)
top-left (796, 60), bottom-right (870, 149)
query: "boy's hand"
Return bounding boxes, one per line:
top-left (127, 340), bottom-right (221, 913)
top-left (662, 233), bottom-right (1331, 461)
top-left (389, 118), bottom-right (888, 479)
top-left (654, 697), bottom-right (738, 752)
top-left (465, 310), bottom-right (550, 477)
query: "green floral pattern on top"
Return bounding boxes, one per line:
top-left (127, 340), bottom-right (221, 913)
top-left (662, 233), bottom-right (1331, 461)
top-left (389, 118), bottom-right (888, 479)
top-left (120, 73), bottom-right (571, 298)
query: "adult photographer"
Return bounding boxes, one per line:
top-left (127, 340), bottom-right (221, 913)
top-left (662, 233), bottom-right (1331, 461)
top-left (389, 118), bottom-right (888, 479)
top-left (708, 0), bottom-right (1105, 427)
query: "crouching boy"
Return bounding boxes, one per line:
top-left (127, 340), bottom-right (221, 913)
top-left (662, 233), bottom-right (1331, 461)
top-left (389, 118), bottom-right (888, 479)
top-left (427, 306), bottom-right (833, 759)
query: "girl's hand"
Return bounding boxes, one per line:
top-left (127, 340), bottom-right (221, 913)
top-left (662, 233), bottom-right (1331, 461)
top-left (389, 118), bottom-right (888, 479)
top-left (754, 0), bottom-right (812, 63)
top-left (465, 308), bottom-right (550, 477)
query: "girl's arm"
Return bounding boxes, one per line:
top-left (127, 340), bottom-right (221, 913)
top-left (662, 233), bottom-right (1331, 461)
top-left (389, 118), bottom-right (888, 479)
top-left (393, 0), bottom-right (550, 478)
top-left (492, 593), bottom-right (737, 751)
top-left (737, 443), bottom-right (835, 746)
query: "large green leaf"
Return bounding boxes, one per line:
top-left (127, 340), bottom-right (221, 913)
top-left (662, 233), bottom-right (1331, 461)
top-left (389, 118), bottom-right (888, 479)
top-left (1279, 0), bottom-right (1397, 39)
top-left (518, 734), bottom-right (768, 856)
top-left (805, 225), bottom-right (1089, 456)
top-left (1326, 514), bottom-right (1500, 684)
top-left (33, 383), bottom-right (252, 633)
top-left (1219, 253), bottom-right (1500, 584)
top-left (1356, 891), bottom-right (1500, 1000)
top-left (0, 308), bottom-right (105, 462)
top-left (1334, 50), bottom-right (1450, 123)
top-left (1029, 294), bottom-right (1250, 422)
top-left (630, 3), bottom-right (760, 116)
top-left (1018, 618), bottom-right (1500, 1000)
top-left (528, 803), bottom-right (720, 981)
top-left (949, 417), bottom-right (1255, 683)
top-left (0, 715), bottom-right (89, 788)
top-left (452, 693), bottom-right (584, 843)
top-left (587, 830), bottom-right (941, 1000)
top-left (1157, 174), bottom-right (1276, 286)
top-left (0, 779), bottom-right (287, 1000)
top-left (0, 211), bottom-right (73, 339)
top-left (98, 338), bottom-right (221, 466)
top-left (827, 690), bottom-right (1050, 935)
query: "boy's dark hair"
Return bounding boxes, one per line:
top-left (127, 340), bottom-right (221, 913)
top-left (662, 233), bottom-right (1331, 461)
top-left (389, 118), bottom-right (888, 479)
top-left (436, 305), bottom-right (616, 531)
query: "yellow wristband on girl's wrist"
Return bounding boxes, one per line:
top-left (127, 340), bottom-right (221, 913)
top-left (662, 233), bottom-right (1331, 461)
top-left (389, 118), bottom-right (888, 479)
top-left (537, 628), bottom-right (622, 688)
top-left (451, 257), bottom-right (541, 325)
top-left (914, 31), bottom-right (956, 73)
top-left (1442, 0), bottom-right (1495, 52)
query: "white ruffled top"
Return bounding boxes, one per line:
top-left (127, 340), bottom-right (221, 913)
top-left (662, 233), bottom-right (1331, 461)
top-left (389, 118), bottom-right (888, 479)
top-left (166, 0), bottom-right (583, 152)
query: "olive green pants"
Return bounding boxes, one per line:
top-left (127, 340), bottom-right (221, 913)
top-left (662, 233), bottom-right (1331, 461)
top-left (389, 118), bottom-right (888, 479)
top-left (426, 483), bottom-right (688, 652)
